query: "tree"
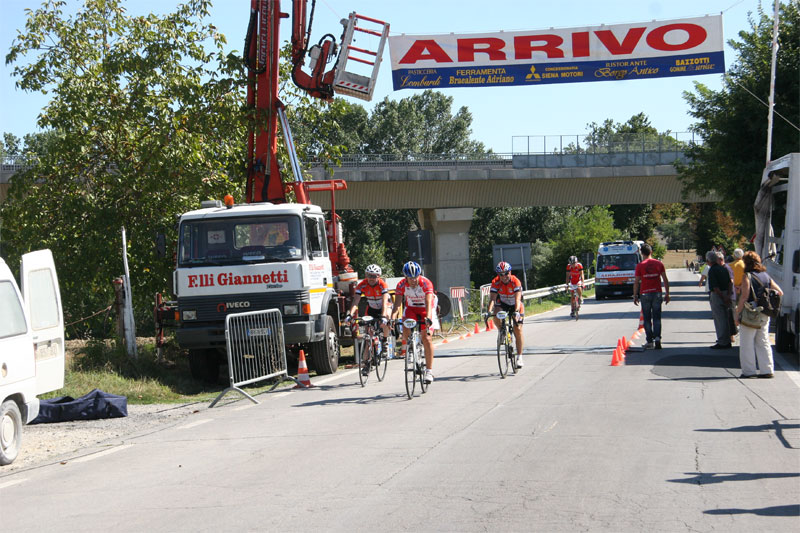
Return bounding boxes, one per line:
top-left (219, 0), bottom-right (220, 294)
top-left (540, 206), bottom-right (618, 285)
top-left (2, 0), bottom-right (245, 335)
top-left (679, 2), bottom-right (800, 235)
top-left (469, 207), bottom-right (570, 288)
top-left (363, 90), bottom-right (487, 155)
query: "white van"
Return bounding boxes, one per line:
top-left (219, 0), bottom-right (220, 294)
top-left (594, 240), bottom-right (643, 300)
top-left (0, 250), bottom-right (65, 465)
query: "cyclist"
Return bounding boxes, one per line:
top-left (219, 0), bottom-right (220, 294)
top-left (345, 264), bottom-right (393, 367)
top-left (391, 261), bottom-right (436, 384)
top-left (566, 255), bottom-right (584, 317)
top-left (487, 261), bottom-right (524, 367)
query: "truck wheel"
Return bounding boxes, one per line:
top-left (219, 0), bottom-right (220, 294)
top-left (189, 349), bottom-right (220, 383)
top-left (0, 399), bottom-right (22, 466)
top-left (775, 315), bottom-right (793, 353)
top-left (311, 315), bottom-right (340, 375)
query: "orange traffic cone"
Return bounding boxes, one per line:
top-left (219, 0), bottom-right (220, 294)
top-left (466, 332), bottom-right (472, 338)
top-left (621, 336), bottom-right (628, 353)
top-left (625, 336), bottom-right (633, 349)
top-left (611, 347), bottom-right (622, 366)
top-left (459, 335), bottom-right (466, 340)
top-left (488, 320), bottom-right (495, 331)
top-left (293, 349), bottom-right (314, 388)
top-left (638, 311), bottom-right (645, 331)
top-left (442, 337), bottom-right (449, 343)
top-left (631, 330), bottom-right (641, 340)
top-left (474, 323), bottom-right (480, 334)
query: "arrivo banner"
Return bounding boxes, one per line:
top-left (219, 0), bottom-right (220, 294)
top-left (389, 15), bottom-right (724, 90)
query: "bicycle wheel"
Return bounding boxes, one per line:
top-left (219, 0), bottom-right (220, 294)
top-left (508, 329), bottom-right (518, 373)
top-left (418, 335), bottom-right (428, 393)
top-left (496, 324), bottom-right (509, 378)
top-left (358, 337), bottom-right (372, 387)
top-left (404, 337), bottom-right (416, 399)
top-left (375, 337), bottom-right (388, 381)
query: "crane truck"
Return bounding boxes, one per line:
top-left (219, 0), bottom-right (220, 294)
top-left (154, 0), bottom-right (389, 382)
top-left (754, 153), bottom-right (800, 357)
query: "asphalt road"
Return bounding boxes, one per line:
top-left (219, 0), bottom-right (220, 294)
top-left (1, 269), bottom-right (798, 532)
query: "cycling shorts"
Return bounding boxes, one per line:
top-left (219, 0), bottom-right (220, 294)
top-left (496, 302), bottom-right (524, 324)
top-left (568, 282), bottom-right (583, 292)
top-left (402, 306), bottom-right (430, 332)
top-left (365, 306), bottom-right (388, 322)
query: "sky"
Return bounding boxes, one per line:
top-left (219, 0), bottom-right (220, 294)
top-left (0, 0), bottom-right (760, 154)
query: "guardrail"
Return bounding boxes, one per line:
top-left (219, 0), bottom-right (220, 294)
top-left (522, 278), bottom-right (596, 302)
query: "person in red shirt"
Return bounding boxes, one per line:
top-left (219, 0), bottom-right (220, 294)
top-left (346, 264), bottom-right (393, 358)
top-left (391, 261), bottom-right (436, 384)
top-left (487, 261), bottom-right (525, 367)
top-left (565, 256), bottom-right (584, 317)
top-left (633, 243), bottom-right (670, 349)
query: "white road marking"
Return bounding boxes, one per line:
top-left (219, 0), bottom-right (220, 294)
top-left (0, 478), bottom-right (27, 489)
top-left (70, 445), bottom-right (133, 463)
top-left (178, 419), bottom-right (212, 430)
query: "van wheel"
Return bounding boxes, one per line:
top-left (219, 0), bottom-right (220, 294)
top-left (311, 315), bottom-right (340, 375)
top-left (189, 349), bottom-right (220, 383)
top-left (0, 400), bottom-right (22, 466)
top-left (775, 315), bottom-right (793, 353)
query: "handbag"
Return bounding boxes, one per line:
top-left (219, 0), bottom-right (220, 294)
top-left (739, 301), bottom-right (769, 328)
top-left (739, 274), bottom-right (770, 328)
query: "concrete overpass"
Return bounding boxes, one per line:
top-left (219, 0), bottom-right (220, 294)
top-left (305, 150), bottom-right (714, 294)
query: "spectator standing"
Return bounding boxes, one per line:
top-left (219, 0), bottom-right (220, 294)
top-left (734, 251), bottom-right (783, 378)
top-left (721, 254), bottom-right (738, 344)
top-left (706, 250), bottom-right (733, 349)
top-left (731, 248), bottom-right (745, 298)
top-left (633, 243), bottom-right (670, 349)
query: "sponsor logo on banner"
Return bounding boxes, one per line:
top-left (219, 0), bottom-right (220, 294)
top-left (389, 15), bottom-right (724, 90)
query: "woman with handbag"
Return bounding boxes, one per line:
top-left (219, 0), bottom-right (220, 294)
top-left (734, 251), bottom-right (783, 378)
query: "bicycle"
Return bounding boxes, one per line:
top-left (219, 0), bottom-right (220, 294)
top-left (569, 283), bottom-right (582, 320)
top-left (401, 317), bottom-right (428, 399)
top-left (487, 311), bottom-right (518, 378)
top-left (353, 316), bottom-right (388, 387)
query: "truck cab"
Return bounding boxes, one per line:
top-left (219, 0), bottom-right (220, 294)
top-left (594, 240), bottom-right (643, 300)
top-left (0, 249), bottom-right (65, 466)
top-left (172, 201), bottom-right (341, 381)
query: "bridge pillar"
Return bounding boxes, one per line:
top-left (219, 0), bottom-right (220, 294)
top-left (418, 208), bottom-right (473, 301)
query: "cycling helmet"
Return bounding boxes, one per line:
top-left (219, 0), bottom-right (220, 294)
top-left (365, 264), bottom-right (382, 276)
top-left (569, 256), bottom-right (578, 265)
top-left (402, 261), bottom-right (422, 278)
top-left (495, 261), bottom-right (512, 274)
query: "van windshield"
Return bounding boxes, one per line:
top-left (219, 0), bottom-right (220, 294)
top-left (178, 216), bottom-right (304, 267)
top-left (597, 254), bottom-right (639, 272)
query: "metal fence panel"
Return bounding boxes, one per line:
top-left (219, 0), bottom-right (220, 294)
top-left (209, 308), bottom-right (287, 407)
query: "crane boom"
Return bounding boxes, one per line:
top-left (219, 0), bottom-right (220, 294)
top-left (243, 0), bottom-right (389, 205)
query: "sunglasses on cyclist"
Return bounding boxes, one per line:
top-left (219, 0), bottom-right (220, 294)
top-left (500, 272), bottom-right (511, 277)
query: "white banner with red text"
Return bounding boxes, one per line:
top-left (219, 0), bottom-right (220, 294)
top-left (389, 15), bottom-right (724, 90)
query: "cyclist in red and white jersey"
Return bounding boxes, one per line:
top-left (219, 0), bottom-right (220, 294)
top-left (391, 261), bottom-right (436, 384)
top-left (566, 256), bottom-right (584, 317)
top-left (345, 264), bottom-right (393, 356)
top-left (487, 261), bottom-right (525, 367)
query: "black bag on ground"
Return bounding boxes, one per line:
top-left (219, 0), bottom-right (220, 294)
top-left (749, 273), bottom-right (782, 318)
top-left (31, 389), bottom-right (128, 424)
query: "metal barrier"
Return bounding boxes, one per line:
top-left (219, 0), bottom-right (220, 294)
top-left (209, 309), bottom-right (287, 408)
top-left (522, 278), bottom-right (596, 302)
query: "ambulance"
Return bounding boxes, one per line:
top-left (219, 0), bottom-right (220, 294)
top-left (594, 240), bottom-right (643, 299)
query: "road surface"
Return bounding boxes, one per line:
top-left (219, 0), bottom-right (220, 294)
top-left (1, 269), bottom-right (798, 532)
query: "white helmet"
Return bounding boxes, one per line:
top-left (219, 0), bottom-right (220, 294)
top-left (365, 264), bottom-right (382, 276)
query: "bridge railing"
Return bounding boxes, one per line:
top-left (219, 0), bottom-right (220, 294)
top-left (308, 152), bottom-right (514, 168)
top-left (511, 131), bottom-right (698, 156)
